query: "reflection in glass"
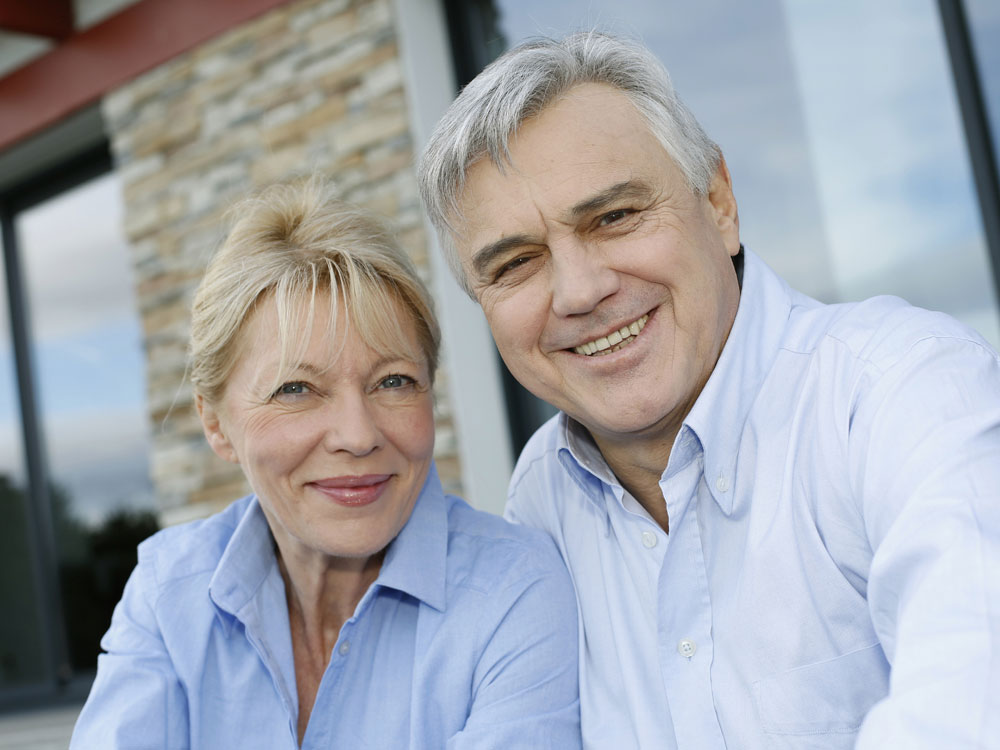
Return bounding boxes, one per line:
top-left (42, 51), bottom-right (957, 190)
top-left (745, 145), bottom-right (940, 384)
top-left (489, 0), bottom-right (1000, 347)
top-left (781, 0), bottom-right (999, 348)
top-left (0, 234), bottom-right (48, 688)
top-left (15, 173), bottom-right (158, 673)
top-left (966, 0), bottom-right (1000, 172)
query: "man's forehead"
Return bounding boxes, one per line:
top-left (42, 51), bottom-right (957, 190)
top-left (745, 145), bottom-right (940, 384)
top-left (448, 83), bottom-right (687, 258)
top-left (461, 88), bottom-right (670, 188)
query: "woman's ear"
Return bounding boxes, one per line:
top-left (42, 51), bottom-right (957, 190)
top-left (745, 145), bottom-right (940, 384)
top-left (196, 394), bottom-right (239, 464)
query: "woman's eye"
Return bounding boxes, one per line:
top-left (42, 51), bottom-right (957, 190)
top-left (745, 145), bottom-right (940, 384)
top-left (378, 374), bottom-right (415, 390)
top-left (274, 382), bottom-right (310, 398)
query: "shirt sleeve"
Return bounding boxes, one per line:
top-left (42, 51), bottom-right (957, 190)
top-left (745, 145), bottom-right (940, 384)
top-left (850, 334), bottom-right (1000, 748)
top-left (447, 548), bottom-right (581, 749)
top-left (70, 558), bottom-right (189, 749)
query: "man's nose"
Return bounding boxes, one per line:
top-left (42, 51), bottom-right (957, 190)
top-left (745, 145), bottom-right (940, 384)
top-left (321, 393), bottom-right (382, 457)
top-left (549, 238), bottom-right (619, 317)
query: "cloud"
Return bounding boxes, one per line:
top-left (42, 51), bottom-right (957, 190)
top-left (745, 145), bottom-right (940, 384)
top-left (14, 172), bottom-right (141, 342)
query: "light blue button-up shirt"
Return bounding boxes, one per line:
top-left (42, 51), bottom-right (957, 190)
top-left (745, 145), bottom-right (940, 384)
top-left (506, 248), bottom-right (1000, 750)
top-left (72, 467), bottom-right (580, 749)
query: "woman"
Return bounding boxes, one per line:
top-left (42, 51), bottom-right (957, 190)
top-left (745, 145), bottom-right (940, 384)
top-left (70, 179), bottom-right (580, 748)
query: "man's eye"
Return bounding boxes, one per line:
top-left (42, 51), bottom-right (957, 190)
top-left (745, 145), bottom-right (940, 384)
top-left (378, 374), bottom-right (415, 390)
top-left (598, 208), bottom-right (632, 226)
top-left (495, 255), bottom-right (531, 280)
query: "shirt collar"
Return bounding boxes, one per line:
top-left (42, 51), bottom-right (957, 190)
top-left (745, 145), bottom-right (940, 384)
top-left (208, 496), bottom-right (280, 636)
top-left (683, 247), bottom-right (791, 514)
top-left (374, 464), bottom-right (448, 612)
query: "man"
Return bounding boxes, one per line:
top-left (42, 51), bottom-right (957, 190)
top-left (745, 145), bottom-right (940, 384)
top-left (417, 32), bottom-right (1000, 749)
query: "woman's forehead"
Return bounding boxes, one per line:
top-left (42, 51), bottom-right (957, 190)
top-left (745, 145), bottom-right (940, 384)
top-left (243, 287), bottom-right (423, 370)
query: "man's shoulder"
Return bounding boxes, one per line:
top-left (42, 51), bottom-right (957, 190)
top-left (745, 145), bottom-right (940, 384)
top-left (508, 413), bottom-right (586, 509)
top-left (510, 412), bottom-right (565, 485)
top-left (137, 495), bottom-right (253, 587)
top-left (786, 294), bottom-right (993, 369)
top-left (505, 413), bottom-right (605, 537)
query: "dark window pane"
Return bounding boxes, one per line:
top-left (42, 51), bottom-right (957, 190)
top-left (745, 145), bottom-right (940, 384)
top-left (0, 233), bottom-right (48, 688)
top-left (15, 172), bottom-right (158, 673)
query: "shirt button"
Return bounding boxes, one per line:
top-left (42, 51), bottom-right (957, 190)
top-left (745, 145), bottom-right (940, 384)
top-left (338, 640), bottom-right (351, 656)
top-left (715, 476), bottom-right (730, 492)
top-left (641, 531), bottom-right (658, 548)
top-left (677, 638), bottom-right (697, 658)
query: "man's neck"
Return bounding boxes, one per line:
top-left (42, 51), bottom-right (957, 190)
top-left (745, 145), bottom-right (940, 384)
top-left (593, 430), bottom-right (675, 533)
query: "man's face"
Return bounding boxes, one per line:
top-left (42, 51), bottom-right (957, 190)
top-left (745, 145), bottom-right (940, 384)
top-left (453, 83), bottom-right (742, 450)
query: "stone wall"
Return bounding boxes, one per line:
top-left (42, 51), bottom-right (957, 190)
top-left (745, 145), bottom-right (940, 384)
top-left (102, 0), bottom-right (461, 524)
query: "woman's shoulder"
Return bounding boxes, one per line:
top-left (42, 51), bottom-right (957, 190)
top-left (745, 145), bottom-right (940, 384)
top-left (136, 495), bottom-right (256, 585)
top-left (441, 494), bottom-right (569, 592)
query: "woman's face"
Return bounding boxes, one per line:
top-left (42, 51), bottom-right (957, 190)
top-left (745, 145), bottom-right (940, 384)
top-left (198, 292), bottom-right (435, 563)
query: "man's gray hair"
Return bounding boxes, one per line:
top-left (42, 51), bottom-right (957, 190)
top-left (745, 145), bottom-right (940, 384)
top-left (417, 31), bottom-right (721, 295)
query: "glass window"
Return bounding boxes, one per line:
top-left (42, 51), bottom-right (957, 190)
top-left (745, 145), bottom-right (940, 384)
top-left (484, 0), bottom-right (1000, 348)
top-left (13, 171), bottom-right (158, 674)
top-left (966, 0), bottom-right (1000, 166)
top-left (0, 234), bottom-right (48, 689)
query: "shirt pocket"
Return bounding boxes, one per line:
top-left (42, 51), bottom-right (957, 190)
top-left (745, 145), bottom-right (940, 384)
top-left (753, 642), bottom-right (890, 735)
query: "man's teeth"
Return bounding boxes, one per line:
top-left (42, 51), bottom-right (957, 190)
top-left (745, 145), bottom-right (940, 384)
top-left (573, 315), bottom-right (648, 356)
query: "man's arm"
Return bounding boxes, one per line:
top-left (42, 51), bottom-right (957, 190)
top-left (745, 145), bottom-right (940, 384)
top-left (70, 563), bottom-right (189, 749)
top-left (851, 333), bottom-right (1000, 748)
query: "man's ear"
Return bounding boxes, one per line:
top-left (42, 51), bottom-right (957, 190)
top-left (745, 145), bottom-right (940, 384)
top-left (707, 155), bottom-right (741, 257)
top-left (196, 394), bottom-right (239, 464)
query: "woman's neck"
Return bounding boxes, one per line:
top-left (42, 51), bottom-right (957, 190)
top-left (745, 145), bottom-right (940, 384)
top-left (278, 545), bottom-right (384, 659)
top-left (276, 542), bottom-right (384, 746)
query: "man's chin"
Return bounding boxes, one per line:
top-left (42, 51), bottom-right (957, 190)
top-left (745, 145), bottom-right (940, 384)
top-left (573, 405), bottom-right (680, 444)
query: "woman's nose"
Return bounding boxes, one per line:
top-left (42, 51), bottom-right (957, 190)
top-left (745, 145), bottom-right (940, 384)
top-left (321, 393), bottom-right (382, 457)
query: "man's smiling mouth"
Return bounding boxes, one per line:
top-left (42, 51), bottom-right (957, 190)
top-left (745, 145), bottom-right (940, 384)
top-left (573, 314), bottom-right (649, 356)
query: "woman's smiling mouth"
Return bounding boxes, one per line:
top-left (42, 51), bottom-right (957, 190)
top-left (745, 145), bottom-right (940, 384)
top-left (573, 314), bottom-right (649, 356)
top-left (309, 474), bottom-right (392, 506)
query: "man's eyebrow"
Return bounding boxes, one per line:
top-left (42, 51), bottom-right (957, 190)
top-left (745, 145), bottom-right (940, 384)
top-left (471, 233), bottom-right (537, 279)
top-left (568, 179), bottom-right (654, 220)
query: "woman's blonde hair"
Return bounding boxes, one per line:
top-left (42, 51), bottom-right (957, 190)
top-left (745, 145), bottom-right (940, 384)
top-left (189, 177), bottom-right (440, 404)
